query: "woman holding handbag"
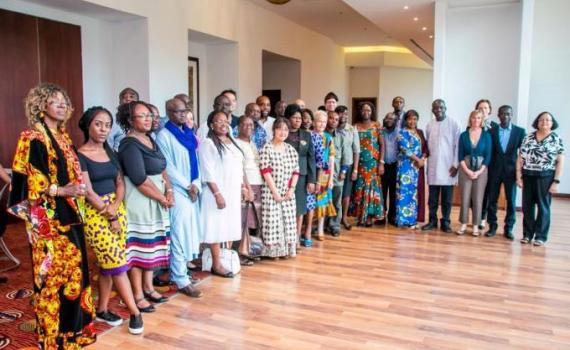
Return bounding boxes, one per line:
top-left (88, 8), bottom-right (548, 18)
top-left (199, 111), bottom-right (247, 277)
top-left (457, 110), bottom-right (492, 236)
top-left (235, 115), bottom-right (264, 264)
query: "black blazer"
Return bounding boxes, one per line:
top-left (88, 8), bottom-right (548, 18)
top-left (489, 123), bottom-right (525, 177)
top-left (286, 129), bottom-right (316, 184)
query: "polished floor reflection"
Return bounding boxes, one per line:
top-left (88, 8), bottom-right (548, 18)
top-left (92, 199), bottom-right (570, 350)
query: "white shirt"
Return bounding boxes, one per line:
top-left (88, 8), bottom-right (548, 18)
top-left (425, 116), bottom-right (461, 186)
top-left (235, 138), bottom-right (264, 185)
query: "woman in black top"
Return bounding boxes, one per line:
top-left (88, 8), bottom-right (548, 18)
top-left (284, 104), bottom-right (316, 247)
top-left (517, 112), bottom-right (565, 246)
top-left (78, 107), bottom-right (143, 333)
top-left (117, 101), bottom-right (174, 311)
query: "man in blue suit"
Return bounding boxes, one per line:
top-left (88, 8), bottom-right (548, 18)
top-left (485, 105), bottom-right (526, 239)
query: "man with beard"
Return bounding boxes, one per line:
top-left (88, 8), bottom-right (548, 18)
top-left (257, 95), bottom-right (275, 141)
top-left (380, 112), bottom-right (399, 226)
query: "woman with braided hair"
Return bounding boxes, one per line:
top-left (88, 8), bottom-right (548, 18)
top-left (77, 106), bottom-right (143, 334)
top-left (8, 83), bottom-right (96, 349)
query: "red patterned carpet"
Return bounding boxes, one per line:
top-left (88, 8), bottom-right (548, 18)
top-left (0, 222), bottom-right (210, 349)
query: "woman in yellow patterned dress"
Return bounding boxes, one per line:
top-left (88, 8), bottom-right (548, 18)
top-left (77, 106), bottom-right (143, 334)
top-left (8, 83), bottom-right (96, 349)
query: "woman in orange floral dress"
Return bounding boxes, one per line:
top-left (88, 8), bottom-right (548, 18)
top-left (349, 102), bottom-right (385, 227)
top-left (8, 83), bottom-right (96, 349)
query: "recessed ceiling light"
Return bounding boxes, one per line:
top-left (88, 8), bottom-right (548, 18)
top-left (413, 17), bottom-right (419, 21)
top-left (422, 27), bottom-right (427, 31)
top-left (404, 5), bottom-right (409, 10)
top-left (429, 35), bottom-right (434, 39)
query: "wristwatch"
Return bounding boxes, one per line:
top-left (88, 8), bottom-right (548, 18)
top-left (553, 179), bottom-right (560, 184)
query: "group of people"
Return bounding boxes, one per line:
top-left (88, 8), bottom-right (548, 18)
top-left (4, 82), bottom-right (564, 349)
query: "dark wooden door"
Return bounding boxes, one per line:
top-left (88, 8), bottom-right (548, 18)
top-left (0, 9), bottom-right (40, 167)
top-left (0, 8), bottom-right (84, 166)
top-left (38, 17), bottom-right (83, 146)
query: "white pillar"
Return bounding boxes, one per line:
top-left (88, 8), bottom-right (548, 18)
top-left (516, 0), bottom-right (535, 128)
top-left (432, 0), bottom-right (448, 100)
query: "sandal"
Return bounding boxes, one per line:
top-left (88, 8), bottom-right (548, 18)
top-left (143, 290), bottom-right (168, 304)
top-left (211, 268), bottom-right (234, 278)
top-left (240, 256), bottom-right (254, 266)
top-left (135, 298), bottom-right (155, 313)
top-left (342, 221), bottom-right (352, 231)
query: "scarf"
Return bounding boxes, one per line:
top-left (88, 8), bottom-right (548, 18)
top-left (165, 120), bottom-right (199, 181)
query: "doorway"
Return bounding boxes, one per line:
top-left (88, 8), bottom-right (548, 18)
top-left (262, 50), bottom-right (300, 113)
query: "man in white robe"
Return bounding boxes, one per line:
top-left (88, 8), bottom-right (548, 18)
top-left (422, 99), bottom-right (461, 233)
top-left (156, 98), bottom-right (203, 298)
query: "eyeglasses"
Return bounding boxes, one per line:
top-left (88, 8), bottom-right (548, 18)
top-left (169, 109), bottom-right (188, 114)
top-left (48, 100), bottom-right (68, 108)
top-left (134, 113), bottom-right (153, 119)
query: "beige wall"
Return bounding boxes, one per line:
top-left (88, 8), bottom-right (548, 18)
top-left (84, 0), bottom-right (347, 115)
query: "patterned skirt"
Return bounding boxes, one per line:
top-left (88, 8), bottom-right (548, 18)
top-left (124, 174), bottom-right (170, 270)
top-left (315, 170), bottom-right (336, 219)
top-left (84, 192), bottom-right (129, 276)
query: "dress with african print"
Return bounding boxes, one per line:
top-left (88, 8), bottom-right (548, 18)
top-left (395, 129), bottom-right (422, 227)
top-left (314, 132), bottom-right (336, 219)
top-left (8, 122), bottom-right (96, 350)
top-left (349, 123), bottom-right (384, 223)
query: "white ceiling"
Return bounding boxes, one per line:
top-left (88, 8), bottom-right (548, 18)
top-left (247, 0), bottom-right (400, 46)
top-left (343, 0), bottom-right (435, 63)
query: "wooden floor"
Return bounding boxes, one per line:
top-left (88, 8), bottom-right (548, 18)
top-left (92, 199), bottom-right (570, 350)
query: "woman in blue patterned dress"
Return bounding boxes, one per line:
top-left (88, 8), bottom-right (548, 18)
top-left (396, 110), bottom-right (425, 228)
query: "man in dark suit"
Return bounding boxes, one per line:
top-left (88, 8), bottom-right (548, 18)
top-left (485, 105), bottom-right (526, 239)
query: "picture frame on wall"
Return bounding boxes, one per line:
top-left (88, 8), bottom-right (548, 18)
top-left (188, 56), bottom-right (200, 124)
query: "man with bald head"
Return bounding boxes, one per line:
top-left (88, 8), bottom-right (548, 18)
top-left (256, 95), bottom-right (275, 141)
top-left (155, 98), bottom-right (203, 298)
top-left (295, 99), bottom-right (306, 110)
top-left (231, 102), bottom-right (267, 150)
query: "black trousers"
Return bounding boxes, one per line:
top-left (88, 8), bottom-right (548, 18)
top-left (522, 173), bottom-right (554, 241)
top-left (486, 172), bottom-right (517, 231)
top-left (428, 185), bottom-right (454, 227)
top-left (382, 162), bottom-right (398, 223)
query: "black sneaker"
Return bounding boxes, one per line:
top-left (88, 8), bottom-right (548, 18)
top-left (96, 311), bottom-right (123, 327)
top-left (128, 313), bottom-right (144, 335)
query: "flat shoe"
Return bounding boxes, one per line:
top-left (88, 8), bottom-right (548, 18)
top-left (143, 290), bottom-right (168, 304)
top-left (135, 299), bottom-right (155, 313)
top-left (316, 235), bottom-right (325, 241)
top-left (342, 222), bottom-right (352, 230)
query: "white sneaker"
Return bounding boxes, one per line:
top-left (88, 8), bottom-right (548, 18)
top-left (457, 224), bottom-right (467, 235)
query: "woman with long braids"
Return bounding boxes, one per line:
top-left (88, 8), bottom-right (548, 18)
top-left (199, 111), bottom-right (248, 278)
top-left (8, 83), bottom-right (96, 349)
top-left (77, 107), bottom-right (143, 334)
